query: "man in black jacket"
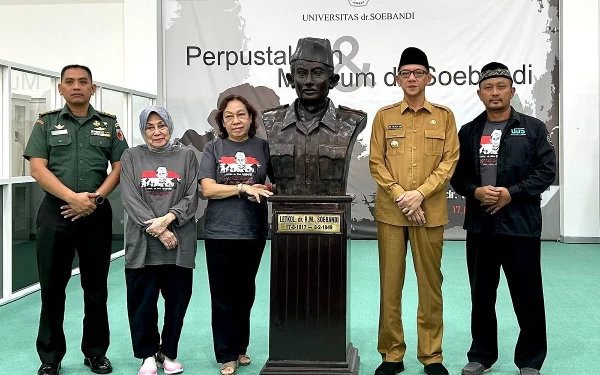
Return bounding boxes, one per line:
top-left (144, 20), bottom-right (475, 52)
top-left (450, 62), bottom-right (556, 375)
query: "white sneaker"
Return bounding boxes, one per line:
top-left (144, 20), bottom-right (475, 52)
top-left (138, 356), bottom-right (158, 375)
top-left (156, 353), bottom-right (183, 374)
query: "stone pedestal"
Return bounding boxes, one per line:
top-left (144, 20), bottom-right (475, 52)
top-left (260, 195), bottom-right (359, 375)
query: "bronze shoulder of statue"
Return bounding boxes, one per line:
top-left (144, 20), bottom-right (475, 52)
top-left (338, 105), bottom-right (366, 116)
top-left (262, 104), bottom-right (289, 132)
top-left (262, 104), bottom-right (289, 114)
top-left (337, 105), bottom-right (368, 133)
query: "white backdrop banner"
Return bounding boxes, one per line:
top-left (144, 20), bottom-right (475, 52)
top-left (161, 0), bottom-right (560, 239)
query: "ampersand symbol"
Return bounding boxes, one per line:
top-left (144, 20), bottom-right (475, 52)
top-left (333, 36), bottom-right (374, 92)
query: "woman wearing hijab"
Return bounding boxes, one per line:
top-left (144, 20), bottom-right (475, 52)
top-left (120, 106), bottom-right (200, 375)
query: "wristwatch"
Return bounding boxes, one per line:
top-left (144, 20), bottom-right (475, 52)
top-left (95, 192), bottom-right (105, 205)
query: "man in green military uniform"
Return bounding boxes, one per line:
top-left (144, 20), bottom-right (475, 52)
top-left (24, 65), bottom-right (128, 375)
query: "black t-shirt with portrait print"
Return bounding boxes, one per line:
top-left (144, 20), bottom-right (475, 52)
top-left (199, 136), bottom-right (270, 239)
top-left (479, 120), bottom-right (507, 186)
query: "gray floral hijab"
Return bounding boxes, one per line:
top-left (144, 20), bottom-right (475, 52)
top-left (139, 106), bottom-right (176, 153)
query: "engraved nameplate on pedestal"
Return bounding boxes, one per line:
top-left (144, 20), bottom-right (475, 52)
top-left (276, 213), bottom-right (341, 234)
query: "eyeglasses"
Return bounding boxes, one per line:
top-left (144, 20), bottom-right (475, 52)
top-left (398, 69), bottom-right (427, 79)
top-left (223, 112), bottom-right (249, 123)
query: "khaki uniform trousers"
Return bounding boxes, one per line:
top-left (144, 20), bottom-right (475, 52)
top-left (377, 221), bottom-right (444, 365)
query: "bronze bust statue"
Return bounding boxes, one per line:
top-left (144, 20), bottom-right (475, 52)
top-left (263, 37), bottom-right (367, 195)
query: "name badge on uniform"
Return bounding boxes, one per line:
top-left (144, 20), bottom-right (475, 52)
top-left (91, 129), bottom-right (111, 137)
top-left (51, 129), bottom-right (68, 135)
top-left (388, 124), bottom-right (403, 130)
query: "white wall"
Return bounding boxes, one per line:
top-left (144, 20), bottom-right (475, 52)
top-left (0, 0), bottom-right (124, 86)
top-left (560, 0), bottom-right (600, 242)
top-left (0, 0), bottom-right (157, 94)
top-left (123, 0), bottom-right (157, 94)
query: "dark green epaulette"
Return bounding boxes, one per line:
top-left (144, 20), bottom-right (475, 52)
top-left (379, 102), bottom-right (401, 111)
top-left (262, 104), bottom-right (289, 114)
top-left (431, 103), bottom-right (452, 113)
top-left (38, 108), bottom-right (61, 117)
top-left (98, 111), bottom-right (117, 119)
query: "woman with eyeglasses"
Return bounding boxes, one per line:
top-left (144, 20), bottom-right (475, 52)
top-left (199, 94), bottom-right (274, 375)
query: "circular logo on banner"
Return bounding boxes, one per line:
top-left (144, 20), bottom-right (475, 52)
top-left (348, 0), bottom-right (369, 6)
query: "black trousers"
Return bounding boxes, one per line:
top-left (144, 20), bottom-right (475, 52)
top-left (36, 195), bottom-right (113, 364)
top-left (125, 265), bottom-right (193, 359)
top-left (205, 238), bottom-right (266, 363)
top-left (466, 231), bottom-right (547, 370)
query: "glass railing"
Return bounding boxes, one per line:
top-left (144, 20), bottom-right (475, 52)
top-left (0, 59), bottom-right (156, 304)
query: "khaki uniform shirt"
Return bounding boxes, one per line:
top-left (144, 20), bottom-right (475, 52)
top-left (24, 104), bottom-right (129, 193)
top-left (369, 100), bottom-right (459, 227)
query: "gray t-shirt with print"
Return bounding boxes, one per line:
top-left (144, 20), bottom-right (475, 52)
top-left (120, 145), bottom-right (200, 269)
top-left (199, 136), bottom-right (270, 239)
top-left (479, 120), bottom-right (507, 186)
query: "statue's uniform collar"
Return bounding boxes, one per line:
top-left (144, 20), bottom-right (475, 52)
top-left (282, 99), bottom-right (338, 132)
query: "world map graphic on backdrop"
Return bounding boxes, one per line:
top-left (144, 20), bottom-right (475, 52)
top-left (163, 0), bottom-right (559, 239)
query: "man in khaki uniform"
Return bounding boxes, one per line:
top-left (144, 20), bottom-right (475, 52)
top-left (369, 47), bottom-right (459, 375)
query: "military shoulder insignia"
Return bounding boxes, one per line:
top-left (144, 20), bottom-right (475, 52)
top-left (380, 102), bottom-right (401, 111)
top-left (116, 128), bottom-right (124, 141)
top-left (39, 109), bottom-right (61, 116)
top-left (431, 103), bottom-right (452, 113)
top-left (339, 105), bottom-right (367, 116)
top-left (261, 104), bottom-right (289, 114)
top-left (98, 111), bottom-right (117, 119)
top-left (35, 118), bottom-right (45, 125)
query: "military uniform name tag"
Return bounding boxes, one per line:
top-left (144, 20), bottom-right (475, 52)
top-left (51, 129), bottom-right (68, 135)
top-left (91, 129), bottom-right (111, 137)
top-left (388, 124), bottom-right (403, 130)
top-left (276, 213), bottom-right (341, 234)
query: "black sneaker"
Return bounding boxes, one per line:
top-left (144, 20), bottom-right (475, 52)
top-left (37, 363), bottom-right (60, 375)
top-left (462, 362), bottom-right (491, 375)
top-left (424, 363), bottom-right (449, 375)
top-left (520, 368), bottom-right (541, 375)
top-left (375, 361), bottom-right (405, 375)
top-left (84, 356), bottom-right (112, 374)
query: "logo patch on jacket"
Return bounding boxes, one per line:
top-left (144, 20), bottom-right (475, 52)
top-left (510, 128), bottom-right (526, 136)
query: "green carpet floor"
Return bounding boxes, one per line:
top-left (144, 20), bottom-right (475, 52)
top-left (1, 240), bottom-right (598, 375)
